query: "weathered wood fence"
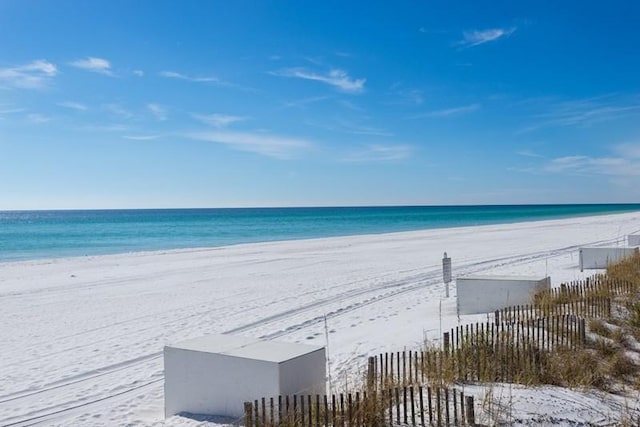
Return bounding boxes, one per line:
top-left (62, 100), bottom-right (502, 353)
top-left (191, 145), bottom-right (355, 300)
top-left (243, 387), bottom-right (475, 426)
top-left (367, 315), bottom-right (586, 386)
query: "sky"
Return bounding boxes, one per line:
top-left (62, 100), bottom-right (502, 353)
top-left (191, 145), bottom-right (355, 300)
top-left (1, 0), bottom-right (639, 210)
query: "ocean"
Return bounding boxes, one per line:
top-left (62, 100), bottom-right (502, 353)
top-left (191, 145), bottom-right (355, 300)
top-left (1, 204), bottom-right (639, 263)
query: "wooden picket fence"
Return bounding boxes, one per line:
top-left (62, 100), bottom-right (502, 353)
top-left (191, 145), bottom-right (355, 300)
top-left (243, 386), bottom-right (475, 426)
top-left (366, 314), bottom-right (586, 386)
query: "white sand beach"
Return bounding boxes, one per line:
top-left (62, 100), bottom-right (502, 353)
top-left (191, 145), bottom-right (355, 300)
top-left (2, 212), bottom-right (640, 426)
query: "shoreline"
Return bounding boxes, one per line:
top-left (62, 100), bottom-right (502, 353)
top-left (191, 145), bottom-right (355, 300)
top-left (3, 209), bottom-right (640, 266)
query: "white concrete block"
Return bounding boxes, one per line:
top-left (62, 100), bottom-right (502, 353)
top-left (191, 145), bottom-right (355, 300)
top-left (579, 246), bottom-right (639, 271)
top-left (456, 275), bottom-right (550, 315)
top-left (628, 235), bottom-right (640, 247)
top-left (164, 334), bottom-right (326, 419)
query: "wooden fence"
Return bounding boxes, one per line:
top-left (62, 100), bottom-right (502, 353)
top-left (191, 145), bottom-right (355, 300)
top-left (367, 315), bottom-right (586, 386)
top-left (243, 386), bottom-right (475, 426)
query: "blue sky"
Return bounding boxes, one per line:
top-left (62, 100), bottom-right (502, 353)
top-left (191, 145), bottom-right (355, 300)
top-left (1, 1), bottom-right (639, 209)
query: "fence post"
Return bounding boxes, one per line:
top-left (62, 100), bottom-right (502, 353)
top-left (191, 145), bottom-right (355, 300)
top-left (367, 356), bottom-right (375, 389)
top-left (244, 402), bottom-right (253, 427)
top-left (465, 396), bottom-right (475, 426)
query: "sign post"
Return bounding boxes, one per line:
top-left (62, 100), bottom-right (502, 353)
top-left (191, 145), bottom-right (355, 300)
top-left (443, 252), bottom-right (452, 297)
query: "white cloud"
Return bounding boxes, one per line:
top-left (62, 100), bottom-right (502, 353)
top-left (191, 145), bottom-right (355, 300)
top-left (615, 143), bottom-right (640, 159)
top-left (539, 144), bottom-right (640, 177)
top-left (0, 106), bottom-right (26, 115)
top-left (0, 60), bottom-right (57, 89)
top-left (133, 70), bottom-right (144, 77)
top-left (58, 101), bottom-right (87, 111)
top-left (26, 113), bottom-right (51, 123)
top-left (341, 144), bottom-right (413, 162)
top-left (459, 27), bottom-right (516, 47)
top-left (188, 131), bottom-right (312, 159)
top-left (159, 70), bottom-right (220, 83)
top-left (147, 103), bottom-right (168, 121)
top-left (516, 149), bottom-right (544, 158)
top-left (282, 95), bottom-right (331, 109)
top-left (273, 68), bottom-right (365, 93)
top-left (123, 135), bottom-right (161, 141)
top-left (408, 103), bottom-right (480, 119)
top-left (522, 95), bottom-right (640, 132)
top-left (104, 103), bottom-right (133, 119)
top-left (193, 113), bottom-right (247, 128)
top-left (336, 119), bottom-right (394, 137)
top-left (70, 57), bottom-right (113, 75)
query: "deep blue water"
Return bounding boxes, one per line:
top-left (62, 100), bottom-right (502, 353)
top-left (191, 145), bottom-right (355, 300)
top-left (1, 204), bottom-right (640, 263)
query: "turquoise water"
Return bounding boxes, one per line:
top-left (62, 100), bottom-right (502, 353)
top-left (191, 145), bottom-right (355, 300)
top-left (1, 204), bottom-right (639, 263)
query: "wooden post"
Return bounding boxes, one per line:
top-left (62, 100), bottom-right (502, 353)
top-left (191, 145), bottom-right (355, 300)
top-left (367, 356), bottom-right (375, 389)
top-left (445, 388), bottom-right (450, 425)
top-left (453, 390), bottom-right (458, 425)
top-left (286, 395), bottom-right (291, 423)
top-left (444, 332), bottom-right (450, 356)
top-left (419, 386), bottom-right (425, 426)
top-left (495, 309), bottom-right (500, 325)
top-left (403, 386), bottom-right (408, 424)
top-left (254, 399), bottom-right (259, 427)
top-left (270, 397), bottom-right (274, 426)
top-left (436, 387), bottom-right (442, 427)
top-left (244, 402), bottom-right (254, 427)
top-left (395, 387), bottom-right (400, 424)
top-left (410, 386), bottom-right (416, 426)
top-left (465, 396), bottom-right (475, 426)
top-left (332, 395), bottom-right (336, 426)
top-left (427, 386), bottom-right (433, 425)
top-left (324, 395), bottom-right (328, 427)
top-left (300, 395), bottom-right (305, 426)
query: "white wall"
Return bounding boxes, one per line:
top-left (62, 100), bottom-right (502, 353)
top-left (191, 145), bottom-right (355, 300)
top-left (279, 350), bottom-right (326, 396)
top-left (164, 346), bottom-right (326, 420)
top-left (456, 276), bottom-right (550, 315)
top-left (579, 247), bottom-right (639, 271)
top-left (164, 347), bottom-right (279, 419)
top-left (629, 235), bottom-right (640, 246)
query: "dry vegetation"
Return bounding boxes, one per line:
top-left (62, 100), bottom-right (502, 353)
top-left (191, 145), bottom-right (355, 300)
top-left (246, 254), bottom-right (640, 425)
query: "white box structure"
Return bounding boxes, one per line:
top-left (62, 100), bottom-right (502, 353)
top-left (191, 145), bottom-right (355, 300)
top-left (579, 246), bottom-right (639, 271)
top-left (456, 275), bottom-right (551, 315)
top-left (164, 334), bottom-right (326, 419)
top-left (628, 235), bottom-right (640, 247)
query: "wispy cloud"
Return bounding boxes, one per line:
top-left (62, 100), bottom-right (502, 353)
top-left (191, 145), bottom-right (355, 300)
top-left (159, 70), bottom-right (220, 83)
top-left (147, 103), bottom-right (168, 121)
top-left (75, 123), bottom-right (129, 132)
top-left (58, 101), bottom-right (87, 111)
top-left (0, 106), bottom-right (26, 116)
top-left (70, 57), bottom-right (113, 75)
top-left (26, 113), bottom-right (51, 124)
top-left (458, 27), bottom-right (516, 48)
top-left (407, 103), bottom-right (480, 119)
top-left (104, 103), bottom-right (133, 119)
top-left (0, 60), bottom-right (57, 89)
top-left (193, 113), bottom-right (247, 128)
top-left (272, 68), bottom-right (365, 93)
top-left (133, 70), bottom-right (144, 77)
top-left (187, 131), bottom-right (313, 159)
top-left (336, 119), bottom-right (393, 137)
top-left (521, 95), bottom-right (640, 132)
top-left (123, 134), bottom-right (162, 141)
top-left (341, 144), bottom-right (413, 162)
top-left (523, 143), bottom-right (640, 178)
top-left (516, 149), bottom-right (544, 158)
top-left (281, 95), bottom-right (331, 109)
